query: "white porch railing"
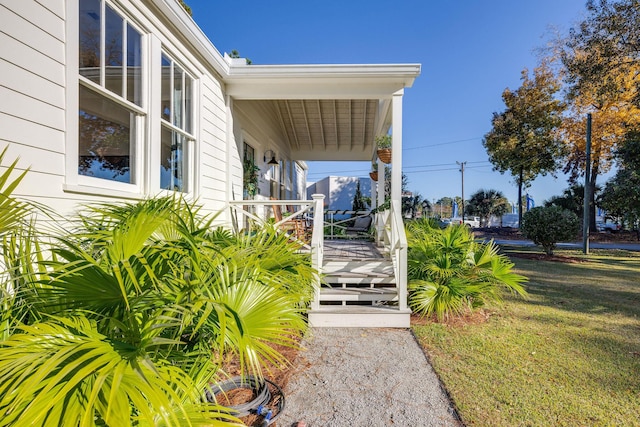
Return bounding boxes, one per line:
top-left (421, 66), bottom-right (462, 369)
top-left (381, 201), bottom-right (408, 311)
top-left (227, 195), bottom-right (408, 313)
top-left (324, 210), bottom-right (372, 239)
top-left (227, 194), bottom-right (325, 308)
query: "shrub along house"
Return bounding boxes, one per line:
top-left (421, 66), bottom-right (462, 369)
top-left (1, 0), bottom-right (420, 327)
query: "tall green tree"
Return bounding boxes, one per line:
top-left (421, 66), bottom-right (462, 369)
top-left (483, 63), bottom-right (566, 226)
top-left (555, 0), bottom-right (640, 229)
top-left (352, 179), bottom-right (367, 212)
top-left (465, 189), bottom-right (510, 227)
top-left (600, 132), bottom-right (640, 227)
top-left (544, 184), bottom-right (585, 219)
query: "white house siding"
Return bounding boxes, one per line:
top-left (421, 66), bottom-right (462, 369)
top-left (199, 74), bottom-right (232, 219)
top-left (0, 0), bottom-right (235, 224)
top-left (232, 100), bottom-right (299, 199)
top-left (0, 1), bottom-right (71, 215)
top-left (295, 162), bottom-right (308, 200)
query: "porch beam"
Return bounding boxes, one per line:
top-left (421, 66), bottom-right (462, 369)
top-left (391, 89), bottom-right (403, 203)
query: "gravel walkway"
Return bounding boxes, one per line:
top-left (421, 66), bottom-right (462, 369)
top-left (278, 328), bottom-right (462, 427)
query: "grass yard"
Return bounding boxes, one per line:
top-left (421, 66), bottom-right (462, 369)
top-left (412, 247), bottom-right (640, 426)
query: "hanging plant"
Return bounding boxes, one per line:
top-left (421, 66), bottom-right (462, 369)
top-left (375, 134), bottom-right (392, 164)
top-left (243, 158), bottom-right (260, 198)
top-left (369, 161), bottom-right (379, 181)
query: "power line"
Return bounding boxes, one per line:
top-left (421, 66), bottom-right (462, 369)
top-left (403, 137), bottom-right (482, 151)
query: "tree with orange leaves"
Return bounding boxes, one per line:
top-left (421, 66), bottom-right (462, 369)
top-left (557, 0), bottom-right (640, 229)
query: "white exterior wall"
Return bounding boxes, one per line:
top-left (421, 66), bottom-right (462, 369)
top-left (0, 1), bottom-right (71, 214)
top-left (307, 176), bottom-right (371, 213)
top-left (0, 0), bottom-right (234, 221)
top-left (233, 100), bottom-right (302, 201)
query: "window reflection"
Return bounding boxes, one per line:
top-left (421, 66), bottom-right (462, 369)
top-left (78, 85), bottom-right (134, 183)
top-left (79, 0), bottom-right (101, 83)
top-left (173, 65), bottom-right (183, 129)
top-left (127, 24), bottom-right (142, 105)
top-left (160, 128), bottom-right (186, 192)
top-left (161, 54), bottom-right (171, 121)
top-left (104, 5), bottom-right (123, 96)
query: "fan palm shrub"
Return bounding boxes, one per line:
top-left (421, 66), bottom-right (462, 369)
top-left (406, 218), bottom-right (527, 320)
top-left (0, 193), bottom-right (317, 426)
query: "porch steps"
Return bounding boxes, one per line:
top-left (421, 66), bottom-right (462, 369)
top-left (308, 259), bottom-right (410, 328)
top-left (308, 306), bottom-right (411, 328)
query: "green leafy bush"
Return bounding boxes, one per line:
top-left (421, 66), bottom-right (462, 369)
top-left (0, 193), bottom-right (317, 426)
top-left (406, 219), bottom-right (527, 320)
top-left (521, 206), bottom-right (580, 255)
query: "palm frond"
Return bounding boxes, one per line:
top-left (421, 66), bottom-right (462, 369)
top-left (0, 316), bottom-right (239, 427)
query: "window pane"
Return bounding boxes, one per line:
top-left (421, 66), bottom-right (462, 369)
top-left (161, 127), bottom-right (187, 192)
top-left (184, 74), bottom-right (193, 134)
top-left (79, 0), bottom-right (101, 83)
top-left (79, 85), bottom-right (135, 183)
top-left (104, 5), bottom-right (123, 96)
top-left (161, 54), bottom-right (171, 121)
top-left (126, 23), bottom-right (142, 106)
top-left (173, 65), bottom-right (183, 128)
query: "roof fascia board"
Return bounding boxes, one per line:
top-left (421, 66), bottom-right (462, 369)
top-left (146, 0), bottom-right (229, 77)
top-left (227, 63), bottom-right (421, 79)
top-left (225, 64), bottom-right (420, 100)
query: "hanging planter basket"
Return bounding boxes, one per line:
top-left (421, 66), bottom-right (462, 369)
top-left (369, 171), bottom-right (379, 181)
top-left (377, 148), bottom-right (392, 164)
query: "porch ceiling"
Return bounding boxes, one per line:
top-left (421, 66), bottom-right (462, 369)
top-left (225, 62), bottom-right (420, 161)
top-left (274, 99), bottom-right (379, 161)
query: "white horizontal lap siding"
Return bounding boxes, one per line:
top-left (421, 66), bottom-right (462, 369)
top-left (34, 0), bottom-right (65, 21)
top-left (0, 1), bottom-right (67, 210)
top-left (198, 75), bottom-right (228, 214)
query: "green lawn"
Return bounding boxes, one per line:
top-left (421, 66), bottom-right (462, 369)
top-left (412, 248), bottom-right (640, 426)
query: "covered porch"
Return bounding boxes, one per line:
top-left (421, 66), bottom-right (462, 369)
top-left (225, 60), bottom-right (420, 327)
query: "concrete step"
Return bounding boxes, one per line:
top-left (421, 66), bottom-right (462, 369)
top-left (323, 260), bottom-right (394, 275)
top-left (319, 287), bottom-right (398, 302)
top-left (308, 306), bottom-right (411, 328)
top-left (324, 276), bottom-right (396, 286)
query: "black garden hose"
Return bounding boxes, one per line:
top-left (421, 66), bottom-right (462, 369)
top-left (206, 375), bottom-right (285, 426)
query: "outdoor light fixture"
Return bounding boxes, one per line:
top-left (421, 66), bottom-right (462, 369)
top-left (264, 149), bottom-right (278, 166)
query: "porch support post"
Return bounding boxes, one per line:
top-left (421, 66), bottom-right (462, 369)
top-left (391, 89), bottom-right (403, 203)
top-left (376, 158), bottom-right (385, 245)
top-left (311, 194), bottom-right (325, 311)
top-left (370, 175), bottom-right (377, 212)
top-left (225, 95), bottom-right (235, 227)
top-left (392, 89), bottom-right (408, 311)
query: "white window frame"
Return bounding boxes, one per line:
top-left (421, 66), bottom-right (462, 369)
top-left (158, 51), bottom-right (196, 194)
top-left (65, 0), bottom-right (148, 197)
top-left (66, 0), bottom-right (200, 199)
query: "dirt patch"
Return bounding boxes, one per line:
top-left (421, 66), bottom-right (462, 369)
top-left (218, 337), bottom-right (302, 426)
top-left (507, 251), bottom-right (587, 263)
top-left (411, 309), bottom-right (493, 327)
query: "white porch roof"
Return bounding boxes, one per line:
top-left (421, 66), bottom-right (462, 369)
top-left (225, 62), bottom-right (421, 161)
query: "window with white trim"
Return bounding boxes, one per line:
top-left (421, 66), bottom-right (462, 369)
top-left (160, 53), bottom-right (194, 192)
top-left (78, 0), bottom-right (143, 185)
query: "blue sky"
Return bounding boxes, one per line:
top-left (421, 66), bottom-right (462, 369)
top-left (186, 0), bottom-right (599, 205)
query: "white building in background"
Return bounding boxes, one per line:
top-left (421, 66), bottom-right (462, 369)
top-left (307, 176), bottom-right (372, 217)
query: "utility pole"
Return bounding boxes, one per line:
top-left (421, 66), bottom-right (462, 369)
top-left (457, 161), bottom-right (467, 222)
top-left (583, 113), bottom-right (592, 254)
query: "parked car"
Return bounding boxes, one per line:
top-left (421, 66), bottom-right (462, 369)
top-left (449, 217), bottom-right (480, 228)
top-left (596, 221), bottom-right (621, 232)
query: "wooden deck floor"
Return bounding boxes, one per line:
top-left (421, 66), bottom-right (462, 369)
top-left (323, 239), bottom-right (384, 260)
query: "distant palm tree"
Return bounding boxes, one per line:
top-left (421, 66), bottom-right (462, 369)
top-left (465, 189), bottom-right (510, 226)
